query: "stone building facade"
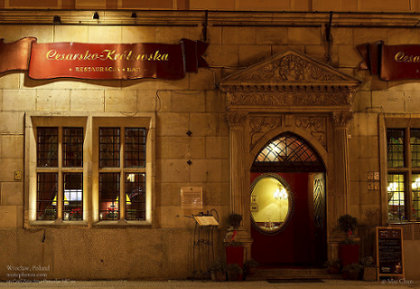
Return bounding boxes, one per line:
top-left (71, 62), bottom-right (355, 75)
top-left (1, 1), bottom-right (420, 281)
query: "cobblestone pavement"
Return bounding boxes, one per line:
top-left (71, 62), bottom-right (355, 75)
top-left (0, 280), bottom-right (419, 289)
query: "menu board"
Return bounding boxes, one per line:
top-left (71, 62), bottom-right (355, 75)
top-left (376, 227), bottom-right (404, 280)
top-left (193, 215), bottom-right (219, 226)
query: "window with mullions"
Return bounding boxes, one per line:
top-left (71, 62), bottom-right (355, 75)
top-left (386, 128), bottom-right (420, 222)
top-left (28, 115), bottom-right (153, 226)
top-left (35, 127), bottom-right (84, 221)
top-left (98, 127), bottom-right (147, 221)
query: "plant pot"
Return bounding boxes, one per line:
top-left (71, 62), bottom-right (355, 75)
top-left (342, 270), bottom-right (360, 280)
top-left (363, 267), bottom-right (377, 281)
top-left (339, 243), bottom-right (360, 267)
top-left (225, 245), bottom-right (244, 267)
top-left (327, 266), bottom-right (341, 274)
top-left (210, 270), bottom-right (226, 281)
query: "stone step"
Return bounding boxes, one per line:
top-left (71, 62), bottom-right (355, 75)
top-left (246, 267), bottom-right (341, 281)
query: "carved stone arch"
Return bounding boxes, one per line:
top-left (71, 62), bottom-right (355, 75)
top-left (248, 127), bottom-right (329, 172)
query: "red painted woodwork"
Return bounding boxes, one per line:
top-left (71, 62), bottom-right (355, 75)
top-left (339, 243), bottom-right (360, 267)
top-left (226, 245), bottom-right (244, 267)
top-left (250, 172), bottom-right (316, 266)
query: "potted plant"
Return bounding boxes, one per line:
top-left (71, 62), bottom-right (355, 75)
top-left (228, 213), bottom-right (242, 229)
top-left (325, 259), bottom-right (341, 274)
top-left (209, 261), bottom-right (226, 281)
top-left (337, 214), bottom-right (359, 267)
top-left (225, 213), bottom-right (244, 272)
top-left (226, 263), bottom-right (243, 281)
top-left (342, 263), bottom-right (363, 280)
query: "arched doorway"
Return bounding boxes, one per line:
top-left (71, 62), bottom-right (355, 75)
top-left (250, 132), bottom-right (327, 267)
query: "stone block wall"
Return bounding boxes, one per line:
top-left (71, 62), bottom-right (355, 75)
top-left (0, 23), bottom-right (229, 279)
top-left (0, 11), bottom-right (420, 279)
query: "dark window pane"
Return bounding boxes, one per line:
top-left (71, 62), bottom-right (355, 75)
top-left (124, 128), bottom-right (147, 168)
top-left (387, 174), bottom-right (406, 222)
top-left (63, 173), bottom-right (83, 221)
top-left (37, 127), bottom-right (58, 167)
top-left (387, 129), bottom-right (405, 168)
top-left (99, 173), bottom-right (120, 220)
top-left (37, 173), bottom-right (58, 220)
top-left (63, 127), bottom-right (83, 167)
top-left (412, 174), bottom-right (420, 221)
top-left (99, 128), bottom-right (120, 168)
top-left (411, 129), bottom-right (420, 168)
top-left (125, 173), bottom-right (146, 221)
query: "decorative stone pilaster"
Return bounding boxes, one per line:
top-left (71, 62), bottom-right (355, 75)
top-left (226, 111), bottom-right (248, 218)
top-left (332, 111), bottom-right (353, 218)
top-left (226, 111), bottom-right (253, 259)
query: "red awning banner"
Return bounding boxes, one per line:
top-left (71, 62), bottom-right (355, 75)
top-left (357, 42), bottom-right (420, 81)
top-left (0, 37), bottom-right (208, 80)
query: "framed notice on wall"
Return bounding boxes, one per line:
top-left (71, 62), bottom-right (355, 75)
top-left (180, 186), bottom-right (203, 209)
top-left (376, 226), bottom-right (404, 280)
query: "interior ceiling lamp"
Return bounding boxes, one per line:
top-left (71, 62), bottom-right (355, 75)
top-left (273, 186), bottom-right (288, 200)
top-left (93, 12), bottom-right (100, 20)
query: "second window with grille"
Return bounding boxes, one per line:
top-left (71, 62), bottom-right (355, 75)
top-left (386, 128), bottom-right (420, 222)
top-left (98, 126), bottom-right (147, 221)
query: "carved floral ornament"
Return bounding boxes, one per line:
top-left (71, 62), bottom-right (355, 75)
top-left (226, 111), bottom-right (248, 126)
top-left (248, 114), bottom-right (328, 150)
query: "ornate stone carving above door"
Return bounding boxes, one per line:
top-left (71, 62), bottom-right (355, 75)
top-left (225, 53), bottom-right (346, 83)
top-left (249, 115), bottom-right (284, 149)
top-left (228, 90), bottom-right (349, 107)
top-left (220, 50), bottom-right (360, 113)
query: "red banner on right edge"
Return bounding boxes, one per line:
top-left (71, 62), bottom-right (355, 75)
top-left (358, 42), bottom-right (420, 81)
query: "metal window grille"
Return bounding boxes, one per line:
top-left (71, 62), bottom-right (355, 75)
top-left (411, 173), bottom-right (420, 221)
top-left (387, 174), bottom-right (406, 222)
top-left (63, 173), bottom-right (83, 221)
top-left (411, 129), bottom-right (420, 168)
top-left (63, 127), bottom-right (83, 167)
top-left (37, 127), bottom-right (58, 167)
top-left (36, 173), bottom-right (58, 220)
top-left (124, 128), bottom-right (147, 168)
top-left (253, 133), bottom-right (324, 172)
top-left (99, 173), bottom-right (120, 220)
top-left (387, 129), bottom-right (405, 168)
top-left (99, 127), bottom-right (120, 168)
top-left (125, 173), bottom-right (146, 221)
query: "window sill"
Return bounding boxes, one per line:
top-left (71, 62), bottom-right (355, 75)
top-left (93, 220), bottom-right (152, 227)
top-left (388, 221), bottom-right (420, 225)
top-left (27, 219), bottom-right (152, 228)
top-left (28, 220), bottom-right (89, 227)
